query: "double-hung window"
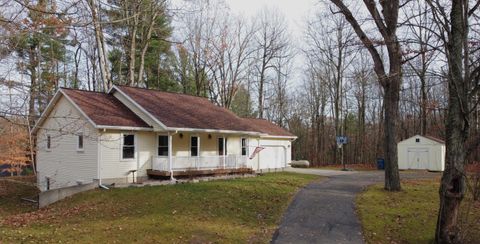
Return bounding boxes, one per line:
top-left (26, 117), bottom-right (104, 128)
top-left (158, 135), bottom-right (169, 156)
top-left (122, 134), bottom-right (135, 159)
top-left (191, 136), bottom-right (199, 156)
top-left (241, 138), bottom-right (247, 156)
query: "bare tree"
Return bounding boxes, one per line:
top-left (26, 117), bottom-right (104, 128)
top-left (87, 0), bottom-right (111, 91)
top-left (206, 14), bottom-right (255, 108)
top-left (252, 8), bottom-right (290, 118)
top-left (305, 9), bottom-right (356, 165)
top-left (424, 0), bottom-right (480, 242)
top-left (329, 0), bottom-right (402, 191)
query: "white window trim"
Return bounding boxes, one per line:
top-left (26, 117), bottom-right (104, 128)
top-left (241, 137), bottom-right (248, 156)
top-left (77, 133), bottom-right (84, 152)
top-left (121, 133), bottom-right (136, 161)
top-left (157, 133), bottom-right (169, 157)
top-left (46, 134), bottom-right (52, 152)
top-left (190, 135), bottom-right (200, 157)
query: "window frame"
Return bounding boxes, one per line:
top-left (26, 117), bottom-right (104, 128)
top-left (241, 138), bottom-right (248, 156)
top-left (121, 133), bottom-right (136, 160)
top-left (190, 135), bottom-right (199, 157)
top-left (157, 134), bottom-right (169, 157)
top-left (77, 133), bottom-right (84, 151)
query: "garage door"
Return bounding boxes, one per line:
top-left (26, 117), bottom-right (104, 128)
top-left (259, 146), bottom-right (285, 169)
top-left (407, 148), bottom-right (429, 169)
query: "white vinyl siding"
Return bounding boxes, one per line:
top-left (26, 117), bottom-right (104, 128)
top-left (99, 131), bottom-right (155, 183)
top-left (36, 96), bottom-right (98, 191)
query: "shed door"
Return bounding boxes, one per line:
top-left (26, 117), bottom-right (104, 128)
top-left (407, 148), bottom-right (429, 169)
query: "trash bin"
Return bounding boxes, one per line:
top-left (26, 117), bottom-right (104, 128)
top-left (377, 158), bottom-right (385, 170)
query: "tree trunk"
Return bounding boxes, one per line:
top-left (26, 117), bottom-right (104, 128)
top-left (383, 76), bottom-right (402, 191)
top-left (88, 0), bottom-right (111, 91)
top-left (435, 1), bottom-right (468, 243)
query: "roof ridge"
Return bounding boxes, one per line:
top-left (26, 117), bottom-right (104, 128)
top-left (116, 85), bottom-right (210, 100)
top-left (60, 87), bottom-right (107, 94)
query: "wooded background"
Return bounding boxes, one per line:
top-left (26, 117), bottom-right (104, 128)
top-left (0, 0), bottom-right (478, 170)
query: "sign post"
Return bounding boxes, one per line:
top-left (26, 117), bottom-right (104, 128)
top-left (336, 136), bottom-right (348, 171)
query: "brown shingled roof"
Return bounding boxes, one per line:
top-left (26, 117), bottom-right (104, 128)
top-left (115, 86), bottom-right (256, 132)
top-left (425, 135), bottom-right (445, 144)
top-left (62, 88), bottom-right (151, 128)
top-left (242, 118), bottom-right (295, 137)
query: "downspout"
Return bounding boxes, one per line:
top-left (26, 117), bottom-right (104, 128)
top-left (98, 129), bottom-right (109, 190)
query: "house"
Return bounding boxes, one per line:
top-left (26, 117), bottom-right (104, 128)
top-left (397, 135), bottom-right (445, 171)
top-left (33, 85), bottom-right (296, 191)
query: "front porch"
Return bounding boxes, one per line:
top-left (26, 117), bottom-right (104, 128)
top-left (145, 132), bottom-right (253, 178)
top-left (147, 155), bottom-right (252, 177)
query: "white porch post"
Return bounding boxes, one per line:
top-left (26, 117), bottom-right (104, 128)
top-left (168, 133), bottom-right (173, 180)
top-left (197, 136), bottom-right (201, 169)
top-left (223, 136), bottom-right (226, 169)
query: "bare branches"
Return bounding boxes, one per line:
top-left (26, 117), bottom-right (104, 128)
top-left (329, 0), bottom-right (387, 84)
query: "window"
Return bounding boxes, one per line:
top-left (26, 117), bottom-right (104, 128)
top-left (416, 138), bottom-right (420, 143)
top-left (191, 136), bottom-right (199, 156)
top-left (241, 138), bottom-right (247, 156)
top-left (122, 134), bottom-right (135, 159)
top-left (158, 135), bottom-right (169, 156)
top-left (77, 134), bottom-right (84, 151)
top-left (46, 135), bottom-right (51, 150)
top-left (218, 137), bottom-right (227, 155)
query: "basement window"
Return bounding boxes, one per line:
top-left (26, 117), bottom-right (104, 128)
top-left (122, 134), bottom-right (135, 159)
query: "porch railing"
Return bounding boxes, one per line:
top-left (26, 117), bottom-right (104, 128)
top-left (152, 155), bottom-right (248, 171)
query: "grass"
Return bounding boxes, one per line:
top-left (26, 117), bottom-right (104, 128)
top-left (356, 178), bottom-right (480, 244)
top-left (0, 172), bottom-right (319, 243)
top-left (0, 178), bottom-right (39, 217)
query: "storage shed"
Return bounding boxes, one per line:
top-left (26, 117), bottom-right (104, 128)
top-left (397, 135), bottom-right (445, 171)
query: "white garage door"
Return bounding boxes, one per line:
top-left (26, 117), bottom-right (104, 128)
top-left (259, 146), bottom-right (285, 169)
top-left (407, 148), bottom-right (429, 169)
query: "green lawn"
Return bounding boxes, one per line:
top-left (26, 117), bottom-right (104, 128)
top-left (0, 172), bottom-right (319, 243)
top-left (356, 178), bottom-right (480, 244)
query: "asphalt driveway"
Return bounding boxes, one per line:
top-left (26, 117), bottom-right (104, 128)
top-left (272, 168), bottom-right (440, 244)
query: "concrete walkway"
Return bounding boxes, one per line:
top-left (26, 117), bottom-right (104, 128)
top-left (273, 169), bottom-right (440, 244)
